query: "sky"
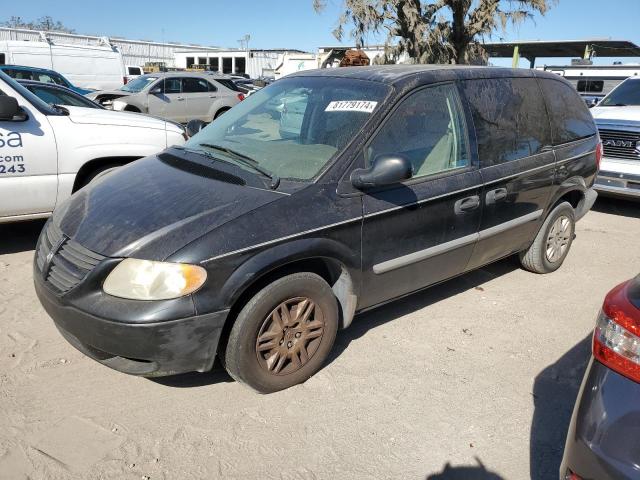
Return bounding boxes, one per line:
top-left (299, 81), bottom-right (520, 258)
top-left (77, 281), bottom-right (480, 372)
top-left (3, 0), bottom-right (640, 66)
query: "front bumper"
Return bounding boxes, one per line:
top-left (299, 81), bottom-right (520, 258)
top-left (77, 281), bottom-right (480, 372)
top-left (595, 169), bottom-right (640, 199)
top-left (560, 358), bottom-right (640, 480)
top-left (35, 273), bottom-right (229, 377)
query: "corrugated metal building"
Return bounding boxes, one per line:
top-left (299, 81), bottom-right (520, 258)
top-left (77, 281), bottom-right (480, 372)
top-left (0, 27), bottom-right (221, 67)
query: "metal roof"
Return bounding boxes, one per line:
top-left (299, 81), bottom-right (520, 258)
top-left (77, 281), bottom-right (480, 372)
top-left (483, 39), bottom-right (640, 59)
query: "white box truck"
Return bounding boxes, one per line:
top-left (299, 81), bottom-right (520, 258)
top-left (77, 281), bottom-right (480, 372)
top-left (0, 36), bottom-right (126, 90)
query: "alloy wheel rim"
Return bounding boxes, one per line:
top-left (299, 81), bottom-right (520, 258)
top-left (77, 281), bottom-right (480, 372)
top-left (255, 297), bottom-right (325, 376)
top-left (546, 215), bottom-right (571, 263)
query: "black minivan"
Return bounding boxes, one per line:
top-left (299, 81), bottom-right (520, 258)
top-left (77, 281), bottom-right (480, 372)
top-left (34, 66), bottom-right (600, 393)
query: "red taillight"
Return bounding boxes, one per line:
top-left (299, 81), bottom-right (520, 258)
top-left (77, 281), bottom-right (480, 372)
top-left (595, 141), bottom-right (602, 171)
top-left (593, 280), bottom-right (640, 383)
top-left (123, 76), bottom-right (128, 85)
top-left (237, 93), bottom-right (245, 101)
top-left (564, 470), bottom-right (583, 480)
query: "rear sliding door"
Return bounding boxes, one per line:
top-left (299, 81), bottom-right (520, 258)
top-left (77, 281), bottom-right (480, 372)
top-left (461, 77), bottom-right (556, 270)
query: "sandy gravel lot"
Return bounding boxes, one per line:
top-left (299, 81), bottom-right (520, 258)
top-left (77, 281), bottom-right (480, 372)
top-left (0, 197), bottom-right (638, 480)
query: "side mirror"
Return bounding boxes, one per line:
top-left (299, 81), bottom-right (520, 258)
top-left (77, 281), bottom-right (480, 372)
top-left (351, 154), bottom-right (413, 189)
top-left (149, 86), bottom-right (162, 95)
top-left (186, 119), bottom-right (207, 138)
top-left (0, 96), bottom-right (25, 121)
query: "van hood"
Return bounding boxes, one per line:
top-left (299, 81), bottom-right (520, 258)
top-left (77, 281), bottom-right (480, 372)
top-left (591, 105), bottom-right (640, 124)
top-left (65, 105), bottom-right (169, 130)
top-left (53, 152), bottom-right (284, 260)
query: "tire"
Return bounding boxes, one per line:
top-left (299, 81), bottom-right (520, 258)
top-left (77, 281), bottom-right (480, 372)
top-left (519, 202), bottom-right (575, 274)
top-left (223, 272), bottom-right (339, 393)
top-left (214, 108), bottom-right (229, 119)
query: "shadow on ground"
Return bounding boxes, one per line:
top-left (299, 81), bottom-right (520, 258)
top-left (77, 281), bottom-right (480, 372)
top-left (0, 219), bottom-right (46, 255)
top-left (592, 197), bottom-right (640, 219)
top-left (530, 334), bottom-right (592, 480)
top-left (328, 258), bottom-right (519, 366)
top-left (425, 458), bottom-right (505, 479)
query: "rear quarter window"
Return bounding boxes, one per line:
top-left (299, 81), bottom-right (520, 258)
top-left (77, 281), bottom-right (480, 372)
top-left (461, 78), bottom-right (551, 166)
top-left (539, 78), bottom-right (596, 145)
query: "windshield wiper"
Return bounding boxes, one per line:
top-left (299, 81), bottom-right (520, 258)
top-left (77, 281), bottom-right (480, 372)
top-left (197, 143), bottom-right (280, 189)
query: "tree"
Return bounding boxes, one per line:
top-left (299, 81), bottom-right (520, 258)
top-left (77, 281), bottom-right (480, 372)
top-left (314, 0), bottom-right (556, 64)
top-left (2, 16), bottom-right (75, 33)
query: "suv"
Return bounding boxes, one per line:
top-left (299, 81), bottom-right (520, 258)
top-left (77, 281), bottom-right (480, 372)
top-left (0, 70), bottom-right (185, 223)
top-left (34, 66), bottom-right (599, 393)
top-left (86, 71), bottom-right (244, 123)
top-left (0, 64), bottom-right (93, 95)
top-left (590, 77), bottom-right (640, 199)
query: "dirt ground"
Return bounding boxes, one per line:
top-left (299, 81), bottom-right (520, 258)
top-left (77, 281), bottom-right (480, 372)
top-left (0, 197), bottom-right (638, 480)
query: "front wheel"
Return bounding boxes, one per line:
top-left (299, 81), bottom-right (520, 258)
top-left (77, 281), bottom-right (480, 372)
top-left (223, 272), bottom-right (339, 393)
top-left (519, 202), bottom-right (575, 274)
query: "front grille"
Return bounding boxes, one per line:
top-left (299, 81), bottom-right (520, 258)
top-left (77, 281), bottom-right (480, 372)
top-left (36, 221), bottom-right (105, 294)
top-left (598, 128), bottom-right (640, 161)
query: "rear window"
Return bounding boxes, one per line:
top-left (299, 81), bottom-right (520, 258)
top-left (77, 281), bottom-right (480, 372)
top-left (216, 79), bottom-right (241, 92)
top-left (539, 78), bottom-right (596, 145)
top-left (461, 78), bottom-right (551, 165)
top-left (128, 67), bottom-right (142, 75)
top-left (0, 54), bottom-right (5, 65)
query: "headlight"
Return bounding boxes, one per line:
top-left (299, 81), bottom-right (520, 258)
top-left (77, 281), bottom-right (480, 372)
top-left (103, 259), bottom-right (207, 300)
top-left (111, 100), bottom-right (127, 111)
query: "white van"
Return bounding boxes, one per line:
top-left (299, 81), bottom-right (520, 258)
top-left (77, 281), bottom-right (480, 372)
top-left (0, 70), bottom-right (186, 223)
top-left (0, 39), bottom-right (126, 90)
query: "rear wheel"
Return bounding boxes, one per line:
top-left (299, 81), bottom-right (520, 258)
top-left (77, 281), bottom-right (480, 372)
top-left (519, 202), bottom-right (575, 274)
top-left (223, 272), bottom-right (338, 393)
top-left (214, 108), bottom-right (230, 119)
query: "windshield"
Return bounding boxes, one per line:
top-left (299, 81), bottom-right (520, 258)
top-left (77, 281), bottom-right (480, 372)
top-left (26, 85), bottom-right (102, 109)
top-left (599, 79), bottom-right (640, 106)
top-left (121, 75), bottom-right (158, 93)
top-left (0, 70), bottom-right (60, 115)
top-left (185, 76), bottom-right (390, 181)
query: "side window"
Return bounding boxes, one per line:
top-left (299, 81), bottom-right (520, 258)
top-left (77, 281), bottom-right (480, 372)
top-left (34, 73), bottom-right (57, 85)
top-left (462, 78), bottom-right (551, 165)
top-left (539, 79), bottom-right (596, 145)
top-left (155, 78), bottom-right (181, 94)
top-left (182, 77), bottom-right (209, 93)
top-left (367, 84), bottom-right (469, 179)
top-left (0, 54), bottom-right (5, 65)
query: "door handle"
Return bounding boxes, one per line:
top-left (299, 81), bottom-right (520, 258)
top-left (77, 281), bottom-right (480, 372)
top-left (177, 97), bottom-right (185, 101)
top-left (454, 195), bottom-right (480, 215)
top-left (486, 188), bottom-right (508, 205)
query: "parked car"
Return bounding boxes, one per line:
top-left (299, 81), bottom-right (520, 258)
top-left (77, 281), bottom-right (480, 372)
top-left (34, 66), bottom-right (599, 393)
top-left (0, 64), bottom-right (93, 95)
top-left (0, 70), bottom-right (186, 223)
top-left (125, 65), bottom-right (144, 84)
top-left (0, 39), bottom-right (126, 90)
top-left (560, 275), bottom-right (640, 480)
top-left (18, 80), bottom-right (103, 109)
top-left (590, 77), bottom-right (640, 199)
top-left (86, 72), bottom-right (244, 123)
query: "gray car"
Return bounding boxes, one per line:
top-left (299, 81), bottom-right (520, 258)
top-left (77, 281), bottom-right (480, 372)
top-left (86, 72), bottom-right (244, 123)
top-left (560, 275), bottom-right (640, 480)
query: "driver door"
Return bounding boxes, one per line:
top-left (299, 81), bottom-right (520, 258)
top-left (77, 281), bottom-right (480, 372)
top-left (359, 83), bottom-right (482, 309)
top-left (0, 85), bottom-right (58, 219)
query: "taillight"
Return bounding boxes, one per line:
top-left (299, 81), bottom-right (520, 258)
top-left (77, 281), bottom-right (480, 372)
top-left (595, 140), bottom-right (602, 171)
top-left (237, 93), bottom-right (245, 101)
top-left (593, 280), bottom-right (640, 383)
top-left (564, 470), bottom-right (583, 480)
top-left (123, 76), bottom-right (128, 85)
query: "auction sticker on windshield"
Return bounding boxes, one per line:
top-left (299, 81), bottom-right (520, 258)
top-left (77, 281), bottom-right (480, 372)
top-left (325, 100), bottom-right (378, 113)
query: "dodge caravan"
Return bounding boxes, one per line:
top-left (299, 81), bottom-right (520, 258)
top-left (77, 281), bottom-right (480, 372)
top-left (34, 66), bottom-right (600, 393)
